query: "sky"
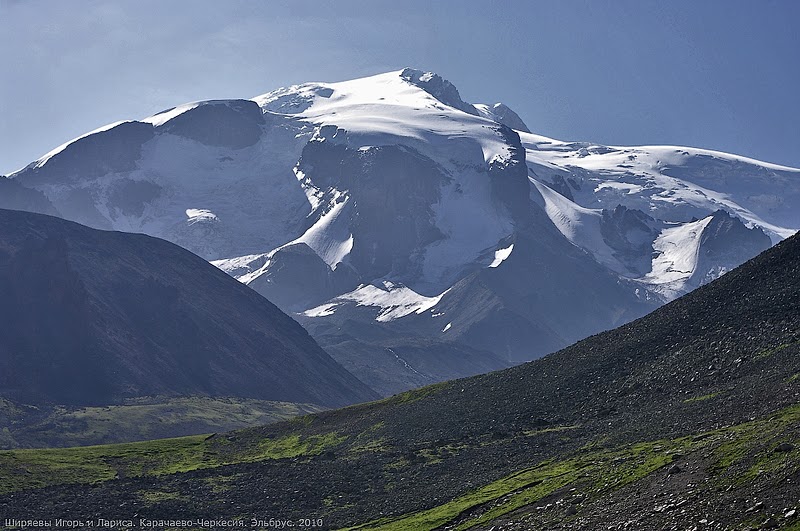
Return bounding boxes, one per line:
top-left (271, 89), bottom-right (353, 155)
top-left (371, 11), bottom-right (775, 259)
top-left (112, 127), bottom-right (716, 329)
top-left (2, 0), bottom-right (799, 175)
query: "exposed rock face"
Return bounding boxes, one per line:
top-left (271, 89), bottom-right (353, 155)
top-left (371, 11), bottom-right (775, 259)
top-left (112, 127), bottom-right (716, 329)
top-left (691, 209), bottom-right (773, 287)
top-left (160, 100), bottom-right (266, 149)
top-left (600, 205), bottom-right (661, 276)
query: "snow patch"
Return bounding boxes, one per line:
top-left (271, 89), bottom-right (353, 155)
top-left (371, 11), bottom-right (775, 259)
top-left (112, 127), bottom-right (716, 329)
top-left (185, 208), bottom-right (219, 225)
top-left (302, 303), bottom-right (339, 318)
top-left (489, 244), bottom-right (514, 268)
top-left (595, 182), bottom-right (643, 195)
top-left (212, 253), bottom-right (270, 278)
top-left (337, 281), bottom-right (449, 322)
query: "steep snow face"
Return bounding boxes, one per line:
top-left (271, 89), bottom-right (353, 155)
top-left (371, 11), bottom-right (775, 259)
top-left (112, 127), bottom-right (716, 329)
top-left (529, 177), bottom-right (617, 270)
top-left (211, 253), bottom-right (270, 279)
top-left (287, 189), bottom-right (354, 270)
top-left (634, 210), bottom-right (772, 298)
top-left (141, 103), bottom-right (202, 127)
top-left (643, 216), bottom-right (714, 297)
top-left (419, 158), bottom-right (516, 286)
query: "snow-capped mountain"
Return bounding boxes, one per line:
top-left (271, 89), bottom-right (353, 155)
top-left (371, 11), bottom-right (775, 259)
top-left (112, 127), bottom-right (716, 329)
top-left (7, 68), bottom-right (796, 395)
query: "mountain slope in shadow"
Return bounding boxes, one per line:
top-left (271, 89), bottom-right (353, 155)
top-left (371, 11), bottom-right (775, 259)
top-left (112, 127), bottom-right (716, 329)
top-left (0, 209), bottom-right (378, 409)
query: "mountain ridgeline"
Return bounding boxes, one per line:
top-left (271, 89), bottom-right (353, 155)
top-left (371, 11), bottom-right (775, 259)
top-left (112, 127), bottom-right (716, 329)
top-left (5, 68), bottom-right (793, 395)
top-left (0, 209), bottom-right (377, 409)
top-left (1, 208), bottom-right (799, 529)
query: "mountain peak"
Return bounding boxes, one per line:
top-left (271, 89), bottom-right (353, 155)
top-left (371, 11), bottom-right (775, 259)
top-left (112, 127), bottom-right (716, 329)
top-left (398, 67), bottom-right (478, 116)
top-left (474, 102), bottom-right (531, 132)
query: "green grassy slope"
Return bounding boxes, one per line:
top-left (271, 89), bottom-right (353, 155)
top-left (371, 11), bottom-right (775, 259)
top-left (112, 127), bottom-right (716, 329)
top-left (0, 396), bottom-right (324, 449)
top-left (346, 404), bottom-right (800, 530)
top-left (1, 399), bottom-right (798, 529)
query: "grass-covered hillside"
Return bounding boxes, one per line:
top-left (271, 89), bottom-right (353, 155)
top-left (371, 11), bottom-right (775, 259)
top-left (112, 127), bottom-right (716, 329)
top-left (0, 396), bottom-right (324, 449)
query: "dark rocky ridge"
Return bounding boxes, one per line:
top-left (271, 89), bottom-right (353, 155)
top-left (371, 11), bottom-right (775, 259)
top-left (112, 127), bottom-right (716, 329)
top-left (692, 209), bottom-right (773, 286)
top-left (600, 204), bottom-right (661, 275)
top-left (16, 121), bottom-right (156, 186)
top-left (0, 209), bottom-right (378, 408)
top-left (160, 100), bottom-right (265, 149)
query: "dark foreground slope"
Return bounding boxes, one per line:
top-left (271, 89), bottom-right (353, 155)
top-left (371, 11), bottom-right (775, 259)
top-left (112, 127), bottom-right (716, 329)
top-left (1, 231), bottom-right (799, 529)
top-left (0, 209), bottom-right (377, 409)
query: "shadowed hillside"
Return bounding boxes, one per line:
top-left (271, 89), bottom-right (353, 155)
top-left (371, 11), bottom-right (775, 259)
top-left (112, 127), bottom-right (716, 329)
top-left (0, 209), bottom-right (378, 410)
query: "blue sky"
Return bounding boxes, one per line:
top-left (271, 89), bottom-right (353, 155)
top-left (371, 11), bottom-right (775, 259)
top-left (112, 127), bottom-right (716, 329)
top-left (2, 0), bottom-right (799, 174)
